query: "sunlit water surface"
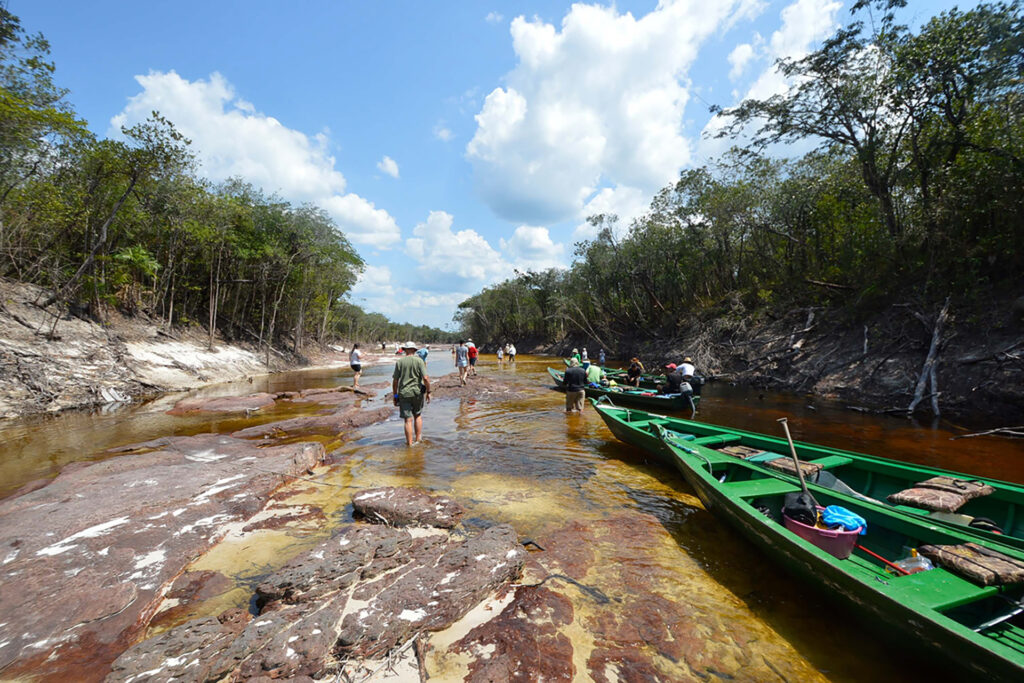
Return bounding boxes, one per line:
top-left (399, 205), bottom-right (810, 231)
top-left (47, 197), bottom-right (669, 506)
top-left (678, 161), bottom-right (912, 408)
top-left (2, 354), bottom-right (1021, 681)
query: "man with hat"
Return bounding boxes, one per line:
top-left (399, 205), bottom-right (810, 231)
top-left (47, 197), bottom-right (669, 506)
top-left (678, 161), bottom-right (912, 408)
top-left (679, 357), bottom-right (696, 378)
top-left (393, 341), bottom-right (432, 445)
top-left (563, 357), bottom-right (588, 413)
top-left (658, 362), bottom-right (696, 415)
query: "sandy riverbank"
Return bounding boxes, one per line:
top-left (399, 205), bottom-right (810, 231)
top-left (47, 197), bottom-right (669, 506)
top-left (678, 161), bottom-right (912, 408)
top-left (0, 278), bottom-right (401, 421)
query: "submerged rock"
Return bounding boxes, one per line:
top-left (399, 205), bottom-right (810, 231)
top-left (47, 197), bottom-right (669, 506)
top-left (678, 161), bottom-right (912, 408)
top-left (106, 489), bottom-right (526, 682)
top-left (167, 392), bottom-right (277, 415)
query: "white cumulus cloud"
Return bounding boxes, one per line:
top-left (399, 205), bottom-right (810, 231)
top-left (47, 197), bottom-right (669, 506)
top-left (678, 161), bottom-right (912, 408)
top-left (728, 43), bottom-right (756, 81)
top-left (377, 155), bottom-right (400, 178)
top-left (406, 211), bottom-right (512, 284)
top-left (499, 226), bottom-right (567, 272)
top-left (467, 0), bottom-right (745, 225)
top-left (111, 70), bottom-right (401, 249)
top-left (434, 123), bottom-right (454, 141)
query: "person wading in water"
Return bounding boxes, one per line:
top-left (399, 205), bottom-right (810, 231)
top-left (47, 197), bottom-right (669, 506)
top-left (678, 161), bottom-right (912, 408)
top-left (393, 341), bottom-right (431, 446)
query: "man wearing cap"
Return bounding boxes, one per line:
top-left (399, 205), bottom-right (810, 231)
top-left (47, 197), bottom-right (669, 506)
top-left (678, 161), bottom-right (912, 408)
top-left (393, 341), bottom-right (432, 446)
top-left (658, 362), bottom-right (696, 415)
top-left (563, 358), bottom-right (588, 413)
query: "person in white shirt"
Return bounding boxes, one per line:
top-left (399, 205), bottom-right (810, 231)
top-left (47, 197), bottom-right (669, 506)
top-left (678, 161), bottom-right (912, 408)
top-left (507, 343), bottom-right (516, 363)
top-left (678, 356), bottom-right (695, 378)
top-left (350, 344), bottom-right (363, 388)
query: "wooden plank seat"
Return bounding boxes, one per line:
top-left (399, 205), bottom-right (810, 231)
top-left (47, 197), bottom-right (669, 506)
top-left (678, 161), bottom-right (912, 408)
top-left (719, 444), bottom-right (767, 459)
top-left (766, 458), bottom-right (823, 478)
top-left (889, 476), bottom-right (996, 513)
top-left (919, 542), bottom-right (1024, 587)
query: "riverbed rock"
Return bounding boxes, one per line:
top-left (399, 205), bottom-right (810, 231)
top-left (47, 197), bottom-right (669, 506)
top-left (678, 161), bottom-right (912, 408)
top-left (167, 392), bottom-right (277, 415)
top-left (106, 513), bottom-right (526, 681)
top-left (0, 433), bottom-right (324, 682)
top-left (430, 373), bottom-right (526, 400)
top-left (352, 486), bottom-right (466, 528)
top-left (231, 405), bottom-right (393, 440)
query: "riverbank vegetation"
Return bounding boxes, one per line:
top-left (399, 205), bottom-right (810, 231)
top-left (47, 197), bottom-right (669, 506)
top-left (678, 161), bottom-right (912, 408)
top-left (0, 8), bottom-right (454, 353)
top-left (456, 1), bottom-right (1023, 351)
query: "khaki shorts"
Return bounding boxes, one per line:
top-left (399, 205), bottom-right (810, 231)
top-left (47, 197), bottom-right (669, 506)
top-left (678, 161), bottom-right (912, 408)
top-left (399, 394), bottom-right (424, 418)
top-left (565, 389), bottom-right (586, 412)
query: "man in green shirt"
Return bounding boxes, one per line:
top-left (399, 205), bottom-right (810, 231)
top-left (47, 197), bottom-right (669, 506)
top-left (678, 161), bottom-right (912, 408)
top-left (393, 341), bottom-right (432, 446)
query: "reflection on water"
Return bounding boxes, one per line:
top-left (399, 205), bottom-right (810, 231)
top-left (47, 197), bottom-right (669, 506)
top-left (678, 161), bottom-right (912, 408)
top-left (2, 355), bottom-right (1021, 680)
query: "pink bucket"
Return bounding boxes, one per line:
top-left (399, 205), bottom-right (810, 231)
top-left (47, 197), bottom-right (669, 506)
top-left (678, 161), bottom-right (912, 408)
top-left (783, 507), bottom-right (862, 559)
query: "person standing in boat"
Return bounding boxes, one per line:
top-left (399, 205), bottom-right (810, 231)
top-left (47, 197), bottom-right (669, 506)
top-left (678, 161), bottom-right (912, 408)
top-left (564, 358), bottom-right (587, 413)
top-left (349, 343), bottom-right (362, 388)
top-left (598, 348), bottom-right (606, 366)
top-left (581, 347), bottom-right (588, 362)
top-left (393, 341), bottom-right (431, 446)
top-left (626, 357), bottom-right (645, 387)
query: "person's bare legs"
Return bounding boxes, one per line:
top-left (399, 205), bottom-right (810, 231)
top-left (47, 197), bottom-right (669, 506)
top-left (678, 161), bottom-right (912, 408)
top-left (404, 417), bottom-right (415, 446)
top-left (413, 415), bottom-right (423, 443)
top-left (353, 370), bottom-right (361, 388)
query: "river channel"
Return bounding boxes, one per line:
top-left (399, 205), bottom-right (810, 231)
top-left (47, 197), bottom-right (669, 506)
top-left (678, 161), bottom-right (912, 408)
top-left (2, 354), bottom-right (1022, 681)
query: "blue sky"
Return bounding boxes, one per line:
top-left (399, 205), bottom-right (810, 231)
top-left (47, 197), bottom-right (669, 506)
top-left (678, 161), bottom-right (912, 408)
top-left (16, 1), bottom-right (970, 328)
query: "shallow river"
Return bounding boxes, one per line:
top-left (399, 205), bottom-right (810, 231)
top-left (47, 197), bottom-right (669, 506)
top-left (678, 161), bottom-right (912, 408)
top-left (2, 354), bottom-right (1022, 681)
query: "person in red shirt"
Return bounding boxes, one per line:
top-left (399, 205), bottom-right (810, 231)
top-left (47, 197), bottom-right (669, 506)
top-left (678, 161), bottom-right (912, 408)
top-left (467, 340), bottom-right (479, 376)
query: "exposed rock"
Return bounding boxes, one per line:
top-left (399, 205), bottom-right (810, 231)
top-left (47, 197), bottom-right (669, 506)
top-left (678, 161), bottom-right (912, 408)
top-left (167, 392), bottom-right (277, 415)
top-left (430, 373), bottom-right (527, 400)
top-left (352, 486), bottom-right (466, 528)
top-left (231, 405), bottom-right (393, 440)
top-left (106, 502), bottom-right (526, 682)
top-left (0, 433), bottom-right (324, 682)
top-left (452, 585), bottom-right (577, 681)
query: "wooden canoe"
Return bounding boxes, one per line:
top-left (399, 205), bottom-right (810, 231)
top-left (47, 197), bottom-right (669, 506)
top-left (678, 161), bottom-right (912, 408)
top-left (591, 402), bottom-right (1024, 549)
top-left (548, 368), bottom-right (697, 412)
top-left (593, 401), bottom-right (1024, 680)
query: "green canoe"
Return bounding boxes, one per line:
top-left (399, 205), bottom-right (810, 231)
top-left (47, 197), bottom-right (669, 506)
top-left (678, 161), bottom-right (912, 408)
top-left (593, 402), bottom-right (1024, 679)
top-left (591, 402), bottom-right (1024, 549)
top-left (548, 367), bottom-right (697, 412)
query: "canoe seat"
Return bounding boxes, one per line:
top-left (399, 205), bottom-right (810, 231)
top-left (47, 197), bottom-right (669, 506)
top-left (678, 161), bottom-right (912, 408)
top-left (718, 444), bottom-right (768, 459)
top-left (919, 542), bottom-right (1024, 587)
top-left (888, 477), bottom-right (996, 513)
top-left (692, 435), bottom-right (742, 447)
top-left (766, 458), bottom-right (823, 478)
top-left (725, 478), bottom-right (801, 499)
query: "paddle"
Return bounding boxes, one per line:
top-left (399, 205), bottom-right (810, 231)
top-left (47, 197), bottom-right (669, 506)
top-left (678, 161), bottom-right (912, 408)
top-left (778, 418), bottom-right (815, 502)
top-left (778, 417), bottom-right (819, 524)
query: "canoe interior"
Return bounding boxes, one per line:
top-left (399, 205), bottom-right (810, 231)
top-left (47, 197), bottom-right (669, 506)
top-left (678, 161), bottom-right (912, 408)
top-left (596, 404), bottom-right (1024, 546)
top-left (594, 401), bottom-right (1024, 675)
top-left (697, 456), bottom-right (1024, 662)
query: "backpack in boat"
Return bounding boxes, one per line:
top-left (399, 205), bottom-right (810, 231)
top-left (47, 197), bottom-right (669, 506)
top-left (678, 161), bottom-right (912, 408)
top-left (783, 491), bottom-right (817, 526)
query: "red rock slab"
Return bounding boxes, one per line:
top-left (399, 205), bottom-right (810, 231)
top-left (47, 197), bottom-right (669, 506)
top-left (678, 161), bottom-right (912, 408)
top-left (451, 585), bottom-right (577, 682)
top-left (352, 486), bottom-right (466, 528)
top-left (231, 405), bottom-right (393, 440)
top-left (0, 433), bottom-right (324, 682)
top-left (167, 392), bottom-right (276, 415)
top-left (107, 520), bottom-right (527, 681)
top-left (430, 374), bottom-right (526, 400)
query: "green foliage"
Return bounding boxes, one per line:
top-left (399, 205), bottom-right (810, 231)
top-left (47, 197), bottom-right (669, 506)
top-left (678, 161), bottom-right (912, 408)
top-left (0, 7), bottom-right (449, 350)
top-left (458, 1), bottom-right (1024, 347)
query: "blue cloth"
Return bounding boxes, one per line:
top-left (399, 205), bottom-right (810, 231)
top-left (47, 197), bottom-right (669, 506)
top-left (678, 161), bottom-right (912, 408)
top-left (822, 505), bottom-right (867, 534)
top-left (416, 348), bottom-right (428, 360)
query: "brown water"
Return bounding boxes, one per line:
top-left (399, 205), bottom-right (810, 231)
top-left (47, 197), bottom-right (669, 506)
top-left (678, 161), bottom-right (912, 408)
top-left (2, 355), bottom-right (1021, 680)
